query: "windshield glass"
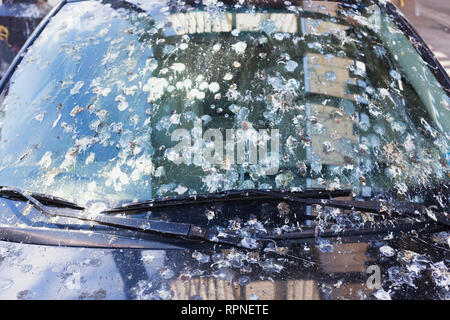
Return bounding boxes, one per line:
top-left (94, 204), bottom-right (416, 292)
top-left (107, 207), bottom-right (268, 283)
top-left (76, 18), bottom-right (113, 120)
top-left (0, 0), bottom-right (448, 205)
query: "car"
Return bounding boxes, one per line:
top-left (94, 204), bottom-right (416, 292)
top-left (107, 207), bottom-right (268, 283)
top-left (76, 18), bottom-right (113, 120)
top-left (0, 0), bottom-right (448, 300)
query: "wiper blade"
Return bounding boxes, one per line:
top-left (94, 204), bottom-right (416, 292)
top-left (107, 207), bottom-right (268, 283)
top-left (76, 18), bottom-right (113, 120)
top-left (0, 186), bottom-right (84, 211)
top-left (249, 189), bottom-right (449, 227)
top-left (103, 188), bottom-right (449, 227)
top-left (0, 186), bottom-right (238, 246)
top-left (262, 218), bottom-right (446, 242)
top-left (103, 188), bottom-right (352, 213)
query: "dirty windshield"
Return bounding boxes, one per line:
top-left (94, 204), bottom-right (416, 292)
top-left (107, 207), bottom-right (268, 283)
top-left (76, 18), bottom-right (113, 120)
top-left (0, 0), bottom-right (448, 205)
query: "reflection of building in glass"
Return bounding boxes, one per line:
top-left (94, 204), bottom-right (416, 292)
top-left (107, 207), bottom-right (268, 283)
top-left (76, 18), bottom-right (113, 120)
top-left (302, 0), bottom-right (341, 17)
top-left (328, 282), bottom-right (375, 300)
top-left (245, 279), bottom-right (320, 300)
top-left (168, 277), bottom-right (321, 300)
top-left (316, 243), bottom-right (370, 273)
top-left (236, 13), bottom-right (298, 33)
top-left (314, 242), bottom-right (376, 299)
top-left (170, 277), bottom-right (241, 299)
top-left (304, 53), bottom-right (363, 101)
top-left (286, 280), bottom-right (321, 300)
top-left (165, 8), bottom-right (355, 37)
top-left (165, 241), bottom-right (375, 300)
top-left (166, 241), bottom-right (376, 300)
top-left (167, 12), bottom-right (299, 35)
top-left (309, 104), bottom-right (357, 166)
top-left (302, 18), bottom-right (348, 37)
top-left (167, 12), bottom-right (233, 35)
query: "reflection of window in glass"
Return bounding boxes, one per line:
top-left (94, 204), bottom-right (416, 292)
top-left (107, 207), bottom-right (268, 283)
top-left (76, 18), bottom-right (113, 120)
top-left (167, 12), bottom-right (299, 35)
top-left (302, 18), bottom-right (348, 37)
top-left (302, 0), bottom-right (341, 17)
top-left (245, 280), bottom-right (275, 300)
top-left (170, 275), bottom-right (321, 300)
top-left (315, 243), bottom-right (369, 273)
top-left (328, 282), bottom-right (375, 300)
top-left (310, 104), bottom-right (357, 166)
top-left (286, 280), bottom-right (320, 300)
top-left (366, 4), bottom-right (382, 29)
top-left (244, 279), bottom-right (320, 300)
top-left (304, 53), bottom-right (365, 101)
top-left (313, 242), bottom-right (376, 299)
top-left (167, 12), bottom-right (233, 35)
top-left (170, 277), bottom-right (241, 299)
top-left (235, 13), bottom-right (298, 33)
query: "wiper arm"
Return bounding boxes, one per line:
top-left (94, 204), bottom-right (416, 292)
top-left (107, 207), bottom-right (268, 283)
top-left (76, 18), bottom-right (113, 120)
top-left (0, 187), bottom-right (191, 235)
top-left (103, 188), bottom-right (352, 213)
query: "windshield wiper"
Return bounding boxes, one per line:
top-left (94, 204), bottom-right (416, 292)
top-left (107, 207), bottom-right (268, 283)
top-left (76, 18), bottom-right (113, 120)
top-left (254, 190), bottom-right (449, 228)
top-left (1, 186), bottom-right (448, 250)
top-left (103, 188), bottom-right (449, 227)
top-left (0, 187), bottom-right (190, 236)
top-left (259, 217), bottom-right (447, 245)
top-left (104, 188), bottom-right (449, 245)
top-left (103, 188), bottom-right (352, 213)
top-left (251, 190), bottom-right (449, 226)
top-left (0, 186), bottom-right (241, 246)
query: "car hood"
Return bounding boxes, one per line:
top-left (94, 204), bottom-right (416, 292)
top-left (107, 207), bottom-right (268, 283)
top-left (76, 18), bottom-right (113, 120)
top-left (0, 231), bottom-right (448, 300)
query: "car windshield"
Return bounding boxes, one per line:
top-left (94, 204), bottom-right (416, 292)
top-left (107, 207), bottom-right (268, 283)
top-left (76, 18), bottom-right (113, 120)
top-left (0, 0), bottom-right (448, 205)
